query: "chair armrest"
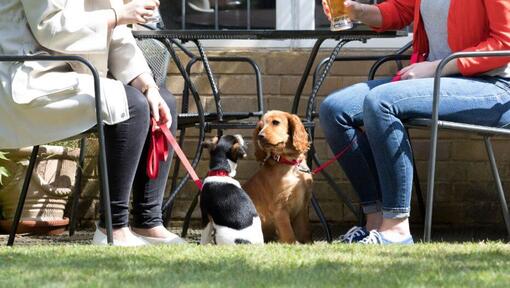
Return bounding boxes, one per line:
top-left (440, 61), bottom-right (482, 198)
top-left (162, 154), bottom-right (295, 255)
top-left (185, 56), bottom-right (264, 114)
top-left (431, 51), bottom-right (510, 124)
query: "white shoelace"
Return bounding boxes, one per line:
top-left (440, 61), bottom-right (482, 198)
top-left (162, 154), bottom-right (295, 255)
top-left (359, 230), bottom-right (383, 244)
top-left (339, 226), bottom-right (366, 243)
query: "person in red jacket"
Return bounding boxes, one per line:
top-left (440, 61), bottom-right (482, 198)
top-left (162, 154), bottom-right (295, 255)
top-left (320, 0), bottom-right (510, 244)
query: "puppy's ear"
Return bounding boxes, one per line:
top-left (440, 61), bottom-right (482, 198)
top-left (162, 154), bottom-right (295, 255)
top-left (202, 136), bottom-right (219, 151)
top-left (253, 120), bottom-right (267, 162)
top-left (234, 134), bottom-right (248, 159)
top-left (287, 113), bottom-right (310, 154)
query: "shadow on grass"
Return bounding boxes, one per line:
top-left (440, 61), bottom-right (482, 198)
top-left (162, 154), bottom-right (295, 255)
top-left (0, 244), bottom-right (509, 287)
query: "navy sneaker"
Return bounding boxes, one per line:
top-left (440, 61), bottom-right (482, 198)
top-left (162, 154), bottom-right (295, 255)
top-left (359, 230), bottom-right (414, 245)
top-left (337, 226), bottom-right (369, 243)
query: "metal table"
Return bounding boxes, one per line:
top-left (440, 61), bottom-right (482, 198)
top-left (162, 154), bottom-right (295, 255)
top-left (133, 28), bottom-right (408, 242)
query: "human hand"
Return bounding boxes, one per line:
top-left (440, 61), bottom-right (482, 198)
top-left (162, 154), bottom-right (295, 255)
top-left (322, 0), bottom-right (366, 22)
top-left (322, 0), bottom-right (332, 21)
top-left (116, 0), bottom-right (160, 25)
top-left (145, 87), bottom-right (172, 128)
top-left (397, 61), bottom-right (440, 80)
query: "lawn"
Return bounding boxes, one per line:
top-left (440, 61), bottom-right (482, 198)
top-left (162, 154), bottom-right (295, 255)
top-left (1, 243), bottom-right (509, 288)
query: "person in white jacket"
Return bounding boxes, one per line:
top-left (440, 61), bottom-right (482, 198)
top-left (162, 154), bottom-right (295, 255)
top-left (0, 0), bottom-right (185, 246)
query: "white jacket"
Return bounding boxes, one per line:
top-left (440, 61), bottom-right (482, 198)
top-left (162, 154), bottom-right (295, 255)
top-left (0, 0), bottom-right (151, 148)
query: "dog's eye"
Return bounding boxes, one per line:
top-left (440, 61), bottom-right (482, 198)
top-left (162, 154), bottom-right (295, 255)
top-left (272, 120), bottom-right (280, 126)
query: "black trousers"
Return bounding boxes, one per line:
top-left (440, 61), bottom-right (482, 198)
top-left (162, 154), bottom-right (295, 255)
top-left (99, 85), bottom-right (177, 229)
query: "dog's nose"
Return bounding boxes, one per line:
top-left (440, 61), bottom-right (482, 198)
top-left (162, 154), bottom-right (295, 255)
top-left (257, 132), bottom-right (265, 140)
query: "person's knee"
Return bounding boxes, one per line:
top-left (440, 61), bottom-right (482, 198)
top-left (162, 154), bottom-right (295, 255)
top-left (363, 87), bottom-right (389, 118)
top-left (319, 91), bottom-right (358, 130)
top-left (319, 96), bottom-right (337, 128)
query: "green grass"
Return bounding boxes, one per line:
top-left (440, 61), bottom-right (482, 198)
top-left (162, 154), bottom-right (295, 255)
top-left (1, 243), bottom-right (509, 287)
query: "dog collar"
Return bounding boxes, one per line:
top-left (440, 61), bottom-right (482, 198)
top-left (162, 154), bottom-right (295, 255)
top-left (271, 154), bottom-right (302, 166)
top-left (207, 170), bottom-right (230, 177)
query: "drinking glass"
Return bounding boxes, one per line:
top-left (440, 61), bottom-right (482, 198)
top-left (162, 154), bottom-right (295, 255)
top-left (326, 0), bottom-right (353, 31)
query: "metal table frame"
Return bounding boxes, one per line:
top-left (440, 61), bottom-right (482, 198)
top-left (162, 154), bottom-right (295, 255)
top-left (133, 28), bottom-right (407, 242)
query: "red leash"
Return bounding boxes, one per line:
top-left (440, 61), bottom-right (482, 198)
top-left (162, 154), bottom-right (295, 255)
top-left (272, 138), bottom-right (357, 175)
top-left (147, 118), bottom-right (203, 190)
top-left (311, 138), bottom-right (356, 175)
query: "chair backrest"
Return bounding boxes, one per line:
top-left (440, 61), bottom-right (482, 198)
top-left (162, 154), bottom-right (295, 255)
top-left (136, 38), bottom-right (171, 87)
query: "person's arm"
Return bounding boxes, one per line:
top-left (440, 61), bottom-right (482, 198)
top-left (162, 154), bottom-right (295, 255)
top-left (109, 0), bottom-right (169, 125)
top-left (456, 0), bottom-right (510, 76)
top-left (21, 0), bottom-right (158, 54)
top-left (399, 0), bottom-right (510, 80)
top-left (372, 0), bottom-right (415, 31)
top-left (321, 0), bottom-right (414, 30)
top-left (21, 0), bottom-right (114, 53)
top-left (322, 0), bottom-right (382, 27)
top-left (397, 60), bottom-right (459, 80)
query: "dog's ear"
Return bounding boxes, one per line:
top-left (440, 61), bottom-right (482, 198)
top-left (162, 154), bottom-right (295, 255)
top-left (287, 113), bottom-right (310, 154)
top-left (203, 136), bottom-right (219, 151)
top-left (233, 134), bottom-right (248, 159)
top-left (253, 120), bottom-right (267, 162)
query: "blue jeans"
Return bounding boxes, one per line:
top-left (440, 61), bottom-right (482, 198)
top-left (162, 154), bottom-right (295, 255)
top-left (319, 76), bottom-right (510, 219)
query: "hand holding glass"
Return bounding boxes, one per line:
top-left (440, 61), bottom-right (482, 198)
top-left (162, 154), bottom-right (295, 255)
top-left (145, 8), bottom-right (161, 24)
top-left (326, 0), bottom-right (353, 31)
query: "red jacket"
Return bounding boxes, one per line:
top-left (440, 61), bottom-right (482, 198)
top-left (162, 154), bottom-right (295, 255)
top-left (374, 0), bottom-right (510, 76)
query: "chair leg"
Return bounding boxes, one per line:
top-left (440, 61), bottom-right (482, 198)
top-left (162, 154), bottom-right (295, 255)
top-left (96, 127), bottom-right (113, 244)
top-left (424, 127), bottom-right (440, 242)
top-left (69, 138), bottom-right (86, 237)
top-left (484, 137), bottom-right (510, 240)
top-left (7, 146), bottom-right (39, 246)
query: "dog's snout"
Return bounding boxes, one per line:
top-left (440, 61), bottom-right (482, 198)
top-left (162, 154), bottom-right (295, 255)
top-left (257, 132), bottom-right (265, 140)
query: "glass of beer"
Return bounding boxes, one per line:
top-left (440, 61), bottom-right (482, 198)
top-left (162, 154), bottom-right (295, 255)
top-left (326, 0), bottom-right (353, 31)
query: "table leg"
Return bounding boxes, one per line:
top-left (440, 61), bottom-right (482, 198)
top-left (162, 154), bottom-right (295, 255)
top-left (292, 38), bottom-right (326, 114)
top-left (159, 39), bottom-right (207, 221)
top-left (303, 39), bottom-right (366, 240)
top-left (192, 39), bottom-right (224, 123)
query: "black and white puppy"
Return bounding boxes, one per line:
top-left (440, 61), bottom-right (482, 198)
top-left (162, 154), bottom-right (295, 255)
top-left (200, 135), bottom-right (264, 245)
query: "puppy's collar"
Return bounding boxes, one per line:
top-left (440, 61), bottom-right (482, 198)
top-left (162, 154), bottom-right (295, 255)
top-left (207, 170), bottom-right (231, 177)
top-left (270, 154), bottom-right (302, 166)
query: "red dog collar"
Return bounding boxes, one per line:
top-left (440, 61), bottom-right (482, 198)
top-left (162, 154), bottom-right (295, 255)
top-left (272, 154), bottom-right (302, 166)
top-left (207, 170), bottom-right (230, 177)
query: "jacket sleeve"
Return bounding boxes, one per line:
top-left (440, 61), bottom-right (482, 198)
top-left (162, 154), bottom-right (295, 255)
top-left (107, 25), bottom-right (152, 85)
top-left (457, 0), bottom-right (510, 76)
top-left (372, 0), bottom-right (416, 32)
top-left (21, 0), bottom-right (110, 54)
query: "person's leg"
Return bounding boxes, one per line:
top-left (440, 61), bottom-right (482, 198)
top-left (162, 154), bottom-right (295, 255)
top-left (363, 76), bottom-right (510, 242)
top-left (319, 78), bottom-right (391, 230)
top-left (98, 85), bottom-right (151, 242)
top-left (130, 87), bottom-right (179, 239)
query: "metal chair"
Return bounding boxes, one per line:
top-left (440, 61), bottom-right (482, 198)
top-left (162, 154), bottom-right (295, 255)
top-left (68, 36), bottom-right (179, 236)
top-left (408, 51), bottom-right (510, 241)
top-left (313, 47), bottom-right (510, 242)
top-left (0, 55), bottom-right (113, 246)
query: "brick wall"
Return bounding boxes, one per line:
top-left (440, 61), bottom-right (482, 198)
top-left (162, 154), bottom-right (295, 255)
top-left (78, 48), bottom-right (510, 229)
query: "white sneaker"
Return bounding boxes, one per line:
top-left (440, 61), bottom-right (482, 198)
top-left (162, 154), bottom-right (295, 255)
top-left (92, 226), bottom-right (148, 247)
top-left (132, 230), bottom-right (187, 245)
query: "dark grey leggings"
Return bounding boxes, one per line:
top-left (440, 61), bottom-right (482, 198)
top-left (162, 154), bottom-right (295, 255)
top-left (99, 85), bottom-right (177, 229)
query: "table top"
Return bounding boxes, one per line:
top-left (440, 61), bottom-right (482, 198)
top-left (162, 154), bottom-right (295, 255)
top-left (132, 26), bottom-right (408, 41)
